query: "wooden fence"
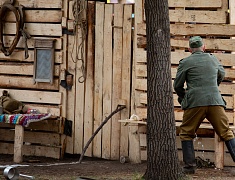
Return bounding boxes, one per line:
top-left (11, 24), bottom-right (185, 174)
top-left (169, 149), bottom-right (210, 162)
top-left (66, 1), bottom-right (133, 159)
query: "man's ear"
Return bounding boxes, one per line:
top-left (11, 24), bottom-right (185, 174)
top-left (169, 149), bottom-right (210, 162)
top-left (202, 45), bottom-right (206, 51)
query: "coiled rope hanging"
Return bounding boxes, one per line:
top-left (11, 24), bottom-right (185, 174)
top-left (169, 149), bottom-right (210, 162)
top-left (0, 0), bottom-right (30, 58)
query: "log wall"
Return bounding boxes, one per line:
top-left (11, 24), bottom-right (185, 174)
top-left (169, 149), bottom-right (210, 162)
top-left (0, 0), bottom-right (65, 159)
top-left (132, 0), bottom-right (235, 166)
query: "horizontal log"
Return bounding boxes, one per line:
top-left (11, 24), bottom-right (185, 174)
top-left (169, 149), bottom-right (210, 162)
top-left (6, 10), bottom-right (62, 23)
top-left (4, 23), bottom-right (62, 36)
top-left (0, 142), bottom-right (62, 159)
top-left (139, 92), bottom-right (234, 109)
top-left (0, 118), bottom-right (63, 132)
top-left (0, 0), bottom-right (62, 8)
top-left (0, 50), bottom-right (63, 64)
top-left (0, 129), bottom-right (61, 146)
top-left (169, 10), bottom-right (226, 24)
top-left (136, 49), bottom-right (235, 67)
top-left (168, 0), bottom-right (222, 8)
top-left (0, 88), bottom-right (62, 104)
top-left (24, 104), bottom-right (61, 116)
top-left (135, 107), bottom-right (235, 124)
top-left (2, 36), bottom-right (62, 50)
top-left (137, 37), bottom-right (235, 51)
top-left (135, 79), bottom-right (235, 95)
top-left (136, 64), bottom-right (235, 80)
top-left (140, 135), bottom-right (221, 151)
top-left (137, 23), bottom-right (235, 37)
top-left (0, 63), bottom-right (60, 76)
top-left (0, 75), bottom-right (59, 90)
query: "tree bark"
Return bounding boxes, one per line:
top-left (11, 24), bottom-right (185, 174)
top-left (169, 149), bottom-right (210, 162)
top-left (144, 0), bottom-right (183, 179)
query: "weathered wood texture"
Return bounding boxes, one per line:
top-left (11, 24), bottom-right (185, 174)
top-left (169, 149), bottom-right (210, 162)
top-left (132, 0), bottom-right (235, 166)
top-left (0, 0), bottom-right (64, 159)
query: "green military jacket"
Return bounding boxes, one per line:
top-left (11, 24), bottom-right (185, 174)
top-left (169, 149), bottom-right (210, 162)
top-left (173, 51), bottom-right (226, 110)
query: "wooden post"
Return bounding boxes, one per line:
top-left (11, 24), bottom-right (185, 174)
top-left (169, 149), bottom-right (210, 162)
top-left (128, 124), bottom-right (141, 163)
top-left (14, 125), bottom-right (24, 163)
top-left (214, 133), bottom-right (224, 169)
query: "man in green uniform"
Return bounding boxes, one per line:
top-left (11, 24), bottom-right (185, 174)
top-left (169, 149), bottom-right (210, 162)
top-left (173, 36), bottom-right (235, 174)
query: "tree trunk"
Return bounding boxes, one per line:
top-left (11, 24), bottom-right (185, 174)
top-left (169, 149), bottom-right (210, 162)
top-left (144, 0), bottom-right (183, 179)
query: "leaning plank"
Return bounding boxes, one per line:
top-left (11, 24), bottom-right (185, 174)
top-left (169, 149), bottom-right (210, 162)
top-left (102, 3), bottom-right (113, 159)
top-left (135, 79), bottom-right (235, 95)
top-left (0, 63), bottom-right (60, 77)
top-left (0, 89), bottom-right (62, 104)
top-left (0, 51), bottom-right (62, 64)
top-left (6, 10), bottom-right (62, 23)
top-left (4, 23), bottom-right (62, 36)
top-left (2, 36), bottom-right (62, 50)
top-left (138, 37), bottom-right (235, 52)
top-left (0, 0), bottom-right (62, 8)
top-left (0, 75), bottom-right (59, 90)
top-left (137, 23), bottom-right (235, 37)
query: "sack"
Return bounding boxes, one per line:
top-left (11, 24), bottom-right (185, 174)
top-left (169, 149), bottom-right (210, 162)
top-left (0, 90), bottom-right (25, 114)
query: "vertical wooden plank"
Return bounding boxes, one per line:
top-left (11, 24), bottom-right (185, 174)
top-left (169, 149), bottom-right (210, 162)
top-left (111, 3), bottom-right (123, 160)
top-left (214, 134), bottom-right (224, 169)
top-left (131, 0), bottom-right (143, 116)
top-left (230, 0), bottom-right (235, 24)
top-left (120, 4), bottom-right (132, 157)
top-left (14, 125), bottom-right (24, 163)
top-left (60, 0), bottom-right (68, 155)
top-left (102, 4), bottom-right (113, 159)
top-left (93, 2), bottom-right (105, 157)
top-left (78, 1), bottom-right (95, 155)
top-left (66, 1), bottom-right (77, 154)
top-left (128, 124), bottom-right (141, 163)
top-left (74, 11), bottom-right (87, 154)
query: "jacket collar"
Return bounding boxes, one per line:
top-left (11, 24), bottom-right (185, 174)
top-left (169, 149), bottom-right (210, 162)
top-left (192, 51), bottom-right (204, 54)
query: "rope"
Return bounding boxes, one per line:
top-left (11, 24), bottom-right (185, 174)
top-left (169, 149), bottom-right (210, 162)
top-left (71, 0), bottom-right (87, 83)
top-left (0, 0), bottom-right (30, 58)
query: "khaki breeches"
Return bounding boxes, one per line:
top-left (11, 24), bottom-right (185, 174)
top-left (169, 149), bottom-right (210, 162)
top-left (180, 106), bottom-right (234, 141)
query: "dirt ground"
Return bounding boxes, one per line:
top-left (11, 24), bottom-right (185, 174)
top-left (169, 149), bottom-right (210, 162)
top-left (0, 154), bottom-right (235, 180)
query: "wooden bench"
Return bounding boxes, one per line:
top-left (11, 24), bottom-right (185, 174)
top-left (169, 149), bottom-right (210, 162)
top-left (0, 116), bottom-right (65, 163)
top-left (119, 119), bottom-right (235, 169)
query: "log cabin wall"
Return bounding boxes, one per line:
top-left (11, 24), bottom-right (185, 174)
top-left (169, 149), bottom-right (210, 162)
top-left (0, 0), bottom-right (133, 160)
top-left (133, 0), bottom-right (235, 166)
top-left (0, 0), bottom-right (65, 159)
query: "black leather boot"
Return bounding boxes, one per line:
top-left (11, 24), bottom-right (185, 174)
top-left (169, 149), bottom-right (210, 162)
top-left (225, 138), bottom-right (235, 162)
top-left (182, 140), bottom-right (196, 174)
